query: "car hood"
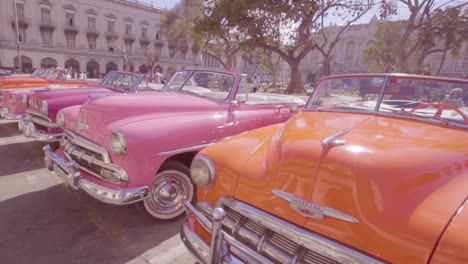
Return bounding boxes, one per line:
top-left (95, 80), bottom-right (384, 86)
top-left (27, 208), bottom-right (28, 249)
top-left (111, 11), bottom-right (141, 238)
top-left (234, 111), bottom-right (468, 263)
top-left (35, 86), bottom-right (109, 100)
top-left (68, 92), bottom-right (223, 143)
top-left (27, 87), bottom-right (114, 119)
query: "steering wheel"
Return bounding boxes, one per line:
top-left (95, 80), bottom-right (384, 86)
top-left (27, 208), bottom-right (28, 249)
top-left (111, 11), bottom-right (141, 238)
top-left (410, 103), bottom-right (468, 125)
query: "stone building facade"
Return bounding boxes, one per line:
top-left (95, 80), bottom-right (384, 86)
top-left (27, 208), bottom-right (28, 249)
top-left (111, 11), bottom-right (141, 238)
top-left (0, 0), bottom-right (201, 78)
top-left (299, 16), bottom-right (468, 81)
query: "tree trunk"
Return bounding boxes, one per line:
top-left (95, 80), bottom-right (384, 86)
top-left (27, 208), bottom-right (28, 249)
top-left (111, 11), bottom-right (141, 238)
top-left (225, 55), bottom-right (233, 71)
top-left (271, 67), bottom-right (278, 88)
top-left (321, 57), bottom-right (332, 77)
top-left (286, 62), bottom-right (305, 94)
top-left (436, 50), bottom-right (448, 75)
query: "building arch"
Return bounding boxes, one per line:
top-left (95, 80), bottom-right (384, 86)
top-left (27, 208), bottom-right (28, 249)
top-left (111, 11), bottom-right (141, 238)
top-left (13, 56), bottom-right (33, 71)
top-left (40, 57), bottom-right (57, 68)
top-left (86, 61), bottom-right (100, 78)
top-left (105, 62), bottom-right (118, 73)
top-left (366, 40), bottom-right (375, 48)
top-left (65, 59), bottom-right (80, 72)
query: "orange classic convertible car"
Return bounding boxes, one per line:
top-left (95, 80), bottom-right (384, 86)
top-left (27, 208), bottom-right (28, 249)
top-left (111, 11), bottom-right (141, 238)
top-left (0, 67), bottom-right (90, 89)
top-left (181, 73), bottom-right (468, 264)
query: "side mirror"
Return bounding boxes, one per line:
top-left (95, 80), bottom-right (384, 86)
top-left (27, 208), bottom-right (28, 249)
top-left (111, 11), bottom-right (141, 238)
top-left (229, 99), bottom-right (245, 107)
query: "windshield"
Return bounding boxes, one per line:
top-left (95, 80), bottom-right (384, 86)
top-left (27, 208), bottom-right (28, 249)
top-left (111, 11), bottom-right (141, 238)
top-left (164, 70), bottom-right (235, 100)
top-left (163, 70), bottom-right (191, 91)
top-left (43, 69), bottom-right (61, 80)
top-left (307, 75), bottom-right (468, 128)
top-left (100, 71), bottom-right (140, 92)
top-left (31, 68), bottom-right (46, 77)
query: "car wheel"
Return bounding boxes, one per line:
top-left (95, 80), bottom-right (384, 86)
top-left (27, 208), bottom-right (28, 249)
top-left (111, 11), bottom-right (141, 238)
top-left (139, 160), bottom-right (195, 220)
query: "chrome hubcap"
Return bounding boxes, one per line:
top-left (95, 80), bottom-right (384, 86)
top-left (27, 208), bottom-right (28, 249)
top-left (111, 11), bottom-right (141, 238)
top-left (145, 170), bottom-right (193, 219)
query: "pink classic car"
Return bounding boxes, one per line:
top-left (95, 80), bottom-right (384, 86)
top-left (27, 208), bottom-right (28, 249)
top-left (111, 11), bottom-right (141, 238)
top-left (19, 71), bottom-right (160, 141)
top-left (42, 68), bottom-right (305, 220)
top-left (0, 68), bottom-right (97, 120)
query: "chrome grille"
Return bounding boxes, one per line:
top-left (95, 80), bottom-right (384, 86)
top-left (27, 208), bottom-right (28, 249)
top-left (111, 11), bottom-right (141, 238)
top-left (60, 130), bottom-right (128, 182)
top-left (197, 197), bottom-right (382, 264)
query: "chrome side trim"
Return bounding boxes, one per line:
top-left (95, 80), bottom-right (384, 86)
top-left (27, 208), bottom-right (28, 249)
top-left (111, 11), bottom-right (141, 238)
top-left (157, 143), bottom-right (214, 156)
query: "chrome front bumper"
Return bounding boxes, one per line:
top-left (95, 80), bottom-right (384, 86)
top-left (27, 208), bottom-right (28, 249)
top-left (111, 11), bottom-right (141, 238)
top-left (1, 107), bottom-right (25, 120)
top-left (19, 117), bottom-right (62, 141)
top-left (182, 198), bottom-right (382, 264)
top-left (181, 201), bottom-right (271, 264)
top-left (43, 144), bottom-right (149, 205)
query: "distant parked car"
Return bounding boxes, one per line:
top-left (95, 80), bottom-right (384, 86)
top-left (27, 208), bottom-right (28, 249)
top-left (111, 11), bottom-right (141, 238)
top-left (43, 68), bottom-right (305, 220)
top-left (181, 73), bottom-right (468, 264)
top-left (20, 71), bottom-right (161, 141)
top-left (0, 68), bottom-right (89, 89)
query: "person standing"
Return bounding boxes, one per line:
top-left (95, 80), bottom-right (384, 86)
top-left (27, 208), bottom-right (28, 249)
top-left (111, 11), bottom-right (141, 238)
top-left (154, 68), bottom-right (164, 84)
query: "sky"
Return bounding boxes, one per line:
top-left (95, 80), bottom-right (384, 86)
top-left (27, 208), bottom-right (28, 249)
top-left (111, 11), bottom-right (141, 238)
top-left (139, 0), bottom-right (180, 9)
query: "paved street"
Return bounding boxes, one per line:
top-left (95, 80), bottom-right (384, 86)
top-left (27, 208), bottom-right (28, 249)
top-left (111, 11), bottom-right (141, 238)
top-left (0, 120), bottom-right (196, 264)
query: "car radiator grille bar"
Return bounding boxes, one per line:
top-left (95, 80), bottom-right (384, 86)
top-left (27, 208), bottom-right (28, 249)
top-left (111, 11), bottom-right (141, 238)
top-left (196, 197), bottom-right (384, 264)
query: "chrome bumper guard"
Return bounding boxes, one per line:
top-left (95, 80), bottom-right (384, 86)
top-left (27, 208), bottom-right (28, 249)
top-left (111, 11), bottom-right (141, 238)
top-left (19, 116), bottom-right (62, 141)
top-left (43, 144), bottom-right (149, 205)
top-left (182, 197), bottom-right (383, 264)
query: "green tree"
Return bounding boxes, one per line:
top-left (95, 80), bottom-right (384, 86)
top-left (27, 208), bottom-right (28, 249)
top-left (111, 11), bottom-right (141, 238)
top-left (200, 0), bottom-right (372, 94)
top-left (161, 0), bottom-right (204, 63)
top-left (367, 0), bottom-right (467, 74)
top-left (193, 0), bottom-right (244, 70)
top-left (259, 49), bottom-right (283, 88)
top-left (363, 22), bottom-right (402, 72)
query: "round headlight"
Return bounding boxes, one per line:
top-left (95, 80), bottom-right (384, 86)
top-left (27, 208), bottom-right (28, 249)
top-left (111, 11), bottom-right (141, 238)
top-left (40, 101), bottom-right (48, 116)
top-left (56, 111), bottom-right (65, 129)
top-left (22, 95), bottom-right (28, 106)
top-left (110, 130), bottom-right (126, 156)
top-left (190, 154), bottom-right (216, 187)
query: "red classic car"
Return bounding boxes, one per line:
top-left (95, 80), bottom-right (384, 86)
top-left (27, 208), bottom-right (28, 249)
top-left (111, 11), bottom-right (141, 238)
top-left (42, 68), bottom-right (305, 220)
top-left (0, 67), bottom-right (89, 89)
top-left (182, 73), bottom-right (468, 264)
top-left (19, 71), bottom-right (161, 141)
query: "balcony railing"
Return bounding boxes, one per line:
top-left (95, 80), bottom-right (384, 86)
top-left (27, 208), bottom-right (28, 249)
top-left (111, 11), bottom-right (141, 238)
top-left (123, 34), bottom-right (135, 41)
top-left (106, 31), bottom-right (118, 40)
top-left (64, 24), bottom-right (79, 33)
top-left (10, 16), bottom-right (29, 27)
top-left (39, 20), bottom-right (55, 30)
top-left (86, 28), bottom-right (99, 37)
top-left (154, 39), bottom-right (164, 47)
top-left (139, 36), bottom-right (150, 45)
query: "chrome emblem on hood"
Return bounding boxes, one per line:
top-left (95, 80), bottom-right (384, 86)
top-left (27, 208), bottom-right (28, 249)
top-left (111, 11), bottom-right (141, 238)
top-left (272, 189), bottom-right (359, 223)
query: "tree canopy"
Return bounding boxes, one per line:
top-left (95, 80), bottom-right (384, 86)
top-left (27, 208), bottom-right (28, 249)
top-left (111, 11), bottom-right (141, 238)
top-left (195, 0), bottom-right (373, 93)
top-left (364, 0), bottom-right (467, 74)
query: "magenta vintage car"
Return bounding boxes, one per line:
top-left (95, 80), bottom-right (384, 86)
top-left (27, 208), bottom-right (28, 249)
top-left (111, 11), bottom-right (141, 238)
top-left (42, 68), bottom-right (305, 220)
top-left (19, 71), bottom-right (161, 141)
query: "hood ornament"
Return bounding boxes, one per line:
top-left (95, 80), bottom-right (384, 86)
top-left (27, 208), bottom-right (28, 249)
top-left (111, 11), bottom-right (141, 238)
top-left (272, 189), bottom-right (359, 223)
top-left (321, 128), bottom-right (350, 150)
